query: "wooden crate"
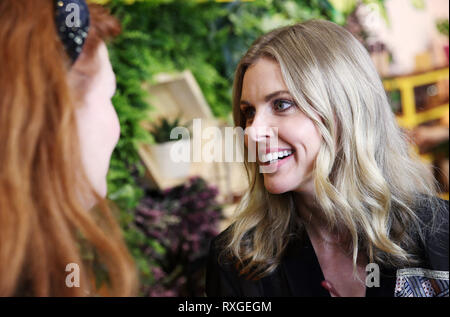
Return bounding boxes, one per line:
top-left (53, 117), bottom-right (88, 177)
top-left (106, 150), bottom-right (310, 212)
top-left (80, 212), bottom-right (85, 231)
top-left (139, 70), bottom-right (248, 202)
top-left (141, 70), bottom-right (213, 129)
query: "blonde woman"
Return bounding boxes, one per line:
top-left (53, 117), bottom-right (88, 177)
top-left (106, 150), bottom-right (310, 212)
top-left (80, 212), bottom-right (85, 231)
top-left (206, 20), bottom-right (448, 297)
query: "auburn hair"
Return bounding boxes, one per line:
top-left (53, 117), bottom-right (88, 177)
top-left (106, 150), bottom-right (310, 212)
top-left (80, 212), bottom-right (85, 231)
top-left (0, 0), bottom-right (137, 296)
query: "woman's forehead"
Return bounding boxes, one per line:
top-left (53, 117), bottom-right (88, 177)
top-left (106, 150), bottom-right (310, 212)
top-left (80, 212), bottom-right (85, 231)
top-left (241, 58), bottom-right (289, 101)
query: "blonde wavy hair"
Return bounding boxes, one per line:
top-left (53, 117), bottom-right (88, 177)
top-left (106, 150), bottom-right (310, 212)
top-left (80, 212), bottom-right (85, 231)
top-left (222, 19), bottom-right (446, 279)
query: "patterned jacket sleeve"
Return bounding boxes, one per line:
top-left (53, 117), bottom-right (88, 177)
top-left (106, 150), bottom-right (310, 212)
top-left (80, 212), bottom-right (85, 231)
top-left (394, 197), bottom-right (449, 297)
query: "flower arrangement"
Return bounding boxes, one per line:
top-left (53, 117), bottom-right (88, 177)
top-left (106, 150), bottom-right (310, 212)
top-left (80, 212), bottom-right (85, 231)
top-left (135, 176), bottom-right (223, 296)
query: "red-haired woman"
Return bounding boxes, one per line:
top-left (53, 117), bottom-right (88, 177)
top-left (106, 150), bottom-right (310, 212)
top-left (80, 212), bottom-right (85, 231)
top-left (0, 0), bottom-right (137, 296)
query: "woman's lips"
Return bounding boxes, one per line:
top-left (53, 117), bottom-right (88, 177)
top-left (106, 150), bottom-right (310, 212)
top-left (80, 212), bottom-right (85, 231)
top-left (258, 149), bottom-right (295, 166)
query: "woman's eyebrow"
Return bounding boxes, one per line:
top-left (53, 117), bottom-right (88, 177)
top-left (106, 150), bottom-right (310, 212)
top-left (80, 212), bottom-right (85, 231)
top-left (240, 90), bottom-right (291, 107)
top-left (264, 90), bottom-right (291, 102)
top-left (240, 100), bottom-right (252, 108)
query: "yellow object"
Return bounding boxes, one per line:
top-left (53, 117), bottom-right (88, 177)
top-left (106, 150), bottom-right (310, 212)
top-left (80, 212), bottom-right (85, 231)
top-left (90, 0), bottom-right (254, 3)
top-left (383, 67), bottom-right (449, 199)
top-left (414, 52), bottom-right (433, 73)
top-left (383, 67), bottom-right (449, 129)
top-left (439, 192), bottom-right (449, 201)
top-left (441, 108), bottom-right (449, 128)
top-left (328, 0), bottom-right (357, 14)
top-left (88, 0), bottom-right (110, 4)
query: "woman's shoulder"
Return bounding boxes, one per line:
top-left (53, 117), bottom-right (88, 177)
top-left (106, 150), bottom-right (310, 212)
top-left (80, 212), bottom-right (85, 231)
top-left (413, 195), bottom-right (448, 271)
top-left (414, 195), bottom-right (448, 219)
top-left (413, 195), bottom-right (448, 241)
top-left (206, 225), bottom-right (262, 296)
top-left (209, 225), bottom-right (232, 258)
top-left (207, 224), bottom-right (241, 272)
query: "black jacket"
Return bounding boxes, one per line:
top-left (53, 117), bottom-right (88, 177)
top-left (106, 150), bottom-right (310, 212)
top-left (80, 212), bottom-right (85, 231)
top-left (206, 198), bottom-right (449, 297)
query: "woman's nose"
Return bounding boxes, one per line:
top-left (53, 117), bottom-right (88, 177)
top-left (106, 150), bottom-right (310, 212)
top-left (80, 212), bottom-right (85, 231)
top-left (246, 113), bottom-right (277, 143)
top-left (244, 114), bottom-right (279, 163)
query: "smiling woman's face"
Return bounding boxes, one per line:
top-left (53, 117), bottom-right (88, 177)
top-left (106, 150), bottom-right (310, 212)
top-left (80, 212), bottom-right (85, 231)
top-left (241, 57), bottom-right (322, 195)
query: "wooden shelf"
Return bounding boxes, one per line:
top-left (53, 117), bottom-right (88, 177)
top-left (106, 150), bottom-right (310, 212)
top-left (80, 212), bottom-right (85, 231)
top-left (383, 67), bottom-right (449, 199)
top-left (383, 67), bottom-right (449, 129)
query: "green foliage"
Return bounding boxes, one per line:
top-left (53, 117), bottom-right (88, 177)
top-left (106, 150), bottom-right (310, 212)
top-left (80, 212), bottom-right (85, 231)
top-left (104, 0), bottom-right (357, 295)
top-left (436, 18), bottom-right (449, 38)
top-left (410, 0), bottom-right (425, 10)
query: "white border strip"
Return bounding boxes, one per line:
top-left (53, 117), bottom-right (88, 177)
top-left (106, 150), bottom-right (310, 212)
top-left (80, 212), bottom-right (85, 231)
top-left (397, 268), bottom-right (449, 280)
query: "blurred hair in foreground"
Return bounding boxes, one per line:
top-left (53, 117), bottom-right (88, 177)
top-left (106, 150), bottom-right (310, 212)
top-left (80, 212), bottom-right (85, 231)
top-left (0, 0), bottom-right (137, 296)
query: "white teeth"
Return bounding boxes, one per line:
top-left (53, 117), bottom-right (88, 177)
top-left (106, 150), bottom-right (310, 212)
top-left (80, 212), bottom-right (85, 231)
top-left (261, 150), bottom-right (293, 163)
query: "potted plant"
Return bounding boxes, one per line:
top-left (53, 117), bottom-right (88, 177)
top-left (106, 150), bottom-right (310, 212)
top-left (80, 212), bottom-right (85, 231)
top-left (148, 117), bottom-right (191, 180)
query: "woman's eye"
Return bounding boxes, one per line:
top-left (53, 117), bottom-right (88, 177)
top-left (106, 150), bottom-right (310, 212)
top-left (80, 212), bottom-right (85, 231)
top-left (274, 99), bottom-right (293, 111)
top-left (242, 107), bottom-right (255, 120)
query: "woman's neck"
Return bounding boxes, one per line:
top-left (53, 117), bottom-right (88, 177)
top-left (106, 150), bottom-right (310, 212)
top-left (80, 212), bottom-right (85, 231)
top-left (293, 192), bottom-right (347, 245)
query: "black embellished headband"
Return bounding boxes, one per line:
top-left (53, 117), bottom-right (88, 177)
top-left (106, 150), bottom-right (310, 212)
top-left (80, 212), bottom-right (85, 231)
top-left (54, 0), bottom-right (90, 64)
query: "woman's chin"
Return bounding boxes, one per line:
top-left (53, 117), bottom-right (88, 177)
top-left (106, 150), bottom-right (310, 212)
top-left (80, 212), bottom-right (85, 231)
top-left (87, 179), bottom-right (108, 208)
top-left (96, 180), bottom-right (108, 199)
top-left (263, 179), bottom-right (290, 194)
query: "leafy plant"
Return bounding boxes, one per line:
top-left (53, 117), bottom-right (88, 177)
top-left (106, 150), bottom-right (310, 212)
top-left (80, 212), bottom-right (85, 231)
top-left (436, 18), bottom-right (449, 38)
top-left (150, 117), bottom-right (186, 144)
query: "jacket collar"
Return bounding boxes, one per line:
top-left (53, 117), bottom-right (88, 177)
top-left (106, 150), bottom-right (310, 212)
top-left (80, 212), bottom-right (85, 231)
top-left (279, 231), bottom-right (396, 297)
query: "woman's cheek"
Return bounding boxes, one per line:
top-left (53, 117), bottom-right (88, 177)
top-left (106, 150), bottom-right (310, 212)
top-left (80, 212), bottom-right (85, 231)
top-left (108, 100), bottom-right (121, 149)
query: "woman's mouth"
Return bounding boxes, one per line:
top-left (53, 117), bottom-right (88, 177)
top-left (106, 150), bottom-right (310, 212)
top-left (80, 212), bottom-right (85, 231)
top-left (259, 149), bottom-right (295, 166)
